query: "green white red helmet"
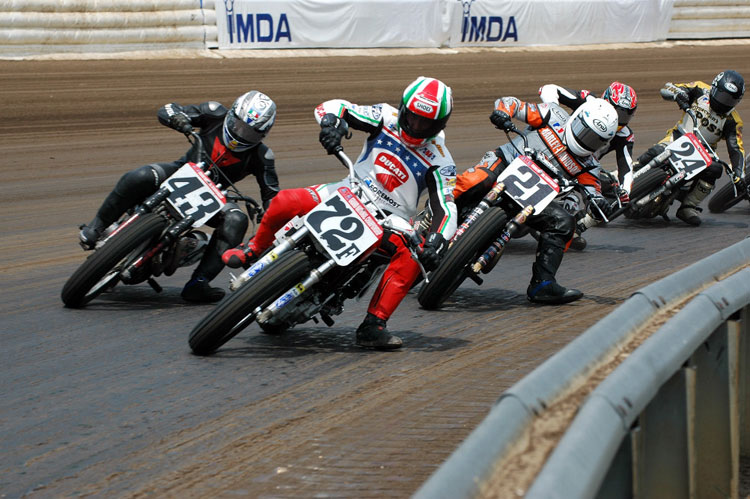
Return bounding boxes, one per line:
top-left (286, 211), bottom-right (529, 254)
top-left (398, 77), bottom-right (452, 148)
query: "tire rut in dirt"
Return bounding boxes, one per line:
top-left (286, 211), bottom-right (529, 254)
top-left (188, 250), bottom-right (310, 355)
top-left (60, 213), bottom-right (167, 308)
top-left (418, 207), bottom-right (508, 310)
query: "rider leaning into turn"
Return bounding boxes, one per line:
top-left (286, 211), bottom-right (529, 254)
top-left (223, 76), bottom-right (457, 350)
top-left (453, 96), bottom-right (619, 305)
top-left (78, 91), bottom-right (280, 303)
top-left (538, 82), bottom-right (638, 247)
top-left (636, 70), bottom-right (745, 226)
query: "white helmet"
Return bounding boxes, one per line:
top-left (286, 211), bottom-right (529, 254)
top-left (564, 98), bottom-right (618, 157)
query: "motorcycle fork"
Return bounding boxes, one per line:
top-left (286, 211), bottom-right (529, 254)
top-left (229, 227), bottom-right (311, 291)
top-left (472, 205), bottom-right (534, 275)
top-left (452, 182), bottom-right (506, 246)
top-left (255, 258), bottom-right (338, 324)
top-left (120, 216), bottom-right (194, 282)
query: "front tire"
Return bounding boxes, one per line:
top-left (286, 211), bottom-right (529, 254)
top-left (624, 168), bottom-right (670, 219)
top-left (188, 250), bottom-right (310, 355)
top-left (61, 213), bottom-right (167, 308)
top-left (418, 207), bottom-right (508, 310)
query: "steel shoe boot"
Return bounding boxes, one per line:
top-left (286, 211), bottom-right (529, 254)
top-left (355, 313), bottom-right (403, 350)
top-left (181, 277), bottom-right (226, 303)
top-left (527, 279), bottom-right (583, 305)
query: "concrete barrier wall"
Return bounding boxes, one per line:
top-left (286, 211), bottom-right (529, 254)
top-left (669, 0), bottom-right (750, 39)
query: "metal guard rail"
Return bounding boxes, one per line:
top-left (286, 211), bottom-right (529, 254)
top-left (415, 237), bottom-right (750, 498)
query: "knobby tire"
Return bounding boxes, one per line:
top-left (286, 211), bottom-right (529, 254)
top-left (61, 213), bottom-right (167, 308)
top-left (418, 207), bottom-right (508, 310)
top-left (188, 250), bottom-right (310, 355)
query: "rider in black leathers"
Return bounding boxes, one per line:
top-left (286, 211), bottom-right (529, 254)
top-left (78, 91), bottom-right (279, 303)
top-left (454, 96), bottom-right (619, 304)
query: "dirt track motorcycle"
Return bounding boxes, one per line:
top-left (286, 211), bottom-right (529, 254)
top-left (61, 132), bottom-right (262, 308)
top-left (609, 101), bottom-right (730, 222)
top-left (188, 148), bottom-right (427, 356)
top-left (707, 152), bottom-right (750, 213)
top-left (416, 126), bottom-right (605, 310)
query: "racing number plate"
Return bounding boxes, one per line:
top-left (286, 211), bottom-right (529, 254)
top-left (304, 187), bottom-right (383, 266)
top-left (497, 156), bottom-right (560, 212)
top-left (667, 133), bottom-right (712, 181)
top-left (164, 163), bottom-right (226, 227)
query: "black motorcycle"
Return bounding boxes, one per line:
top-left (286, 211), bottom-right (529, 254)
top-left (61, 133), bottom-right (262, 308)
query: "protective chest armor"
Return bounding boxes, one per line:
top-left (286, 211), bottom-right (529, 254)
top-left (684, 94), bottom-right (726, 146)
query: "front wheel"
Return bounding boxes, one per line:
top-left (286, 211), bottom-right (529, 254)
top-left (61, 213), bottom-right (168, 308)
top-left (708, 174), bottom-right (749, 213)
top-left (418, 207), bottom-right (508, 310)
top-left (188, 250), bottom-right (310, 355)
top-left (623, 168), bottom-right (670, 219)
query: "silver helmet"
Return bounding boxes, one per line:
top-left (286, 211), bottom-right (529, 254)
top-left (222, 90), bottom-right (276, 152)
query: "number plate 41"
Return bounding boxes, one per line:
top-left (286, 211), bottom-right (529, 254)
top-left (304, 187), bottom-right (384, 266)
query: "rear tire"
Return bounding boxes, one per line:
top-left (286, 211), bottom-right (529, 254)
top-left (418, 207), bottom-right (508, 310)
top-left (61, 213), bottom-right (167, 308)
top-left (188, 250), bottom-right (310, 355)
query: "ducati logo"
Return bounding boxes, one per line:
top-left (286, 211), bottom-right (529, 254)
top-left (374, 152), bottom-right (409, 192)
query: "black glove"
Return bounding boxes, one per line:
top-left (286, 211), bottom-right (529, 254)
top-left (490, 110), bottom-right (514, 131)
top-left (319, 113), bottom-right (349, 155)
top-left (168, 112), bottom-right (193, 134)
top-left (675, 90), bottom-right (690, 111)
top-left (590, 196), bottom-right (613, 221)
top-left (419, 232), bottom-right (447, 272)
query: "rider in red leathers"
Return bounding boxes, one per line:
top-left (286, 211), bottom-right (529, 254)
top-left (223, 77), bottom-right (457, 350)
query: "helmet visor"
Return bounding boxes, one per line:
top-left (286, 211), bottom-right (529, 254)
top-left (225, 112), bottom-right (266, 146)
top-left (711, 89), bottom-right (740, 114)
top-left (569, 114), bottom-right (610, 153)
top-left (614, 106), bottom-right (635, 126)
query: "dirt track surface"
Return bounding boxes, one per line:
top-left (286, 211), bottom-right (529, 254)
top-left (2, 44), bottom-right (750, 497)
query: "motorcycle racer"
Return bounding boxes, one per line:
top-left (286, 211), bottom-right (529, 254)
top-left (78, 91), bottom-right (280, 303)
top-left (453, 96), bottom-right (618, 304)
top-left (223, 76), bottom-right (457, 350)
top-left (636, 70), bottom-right (745, 226)
top-left (539, 82), bottom-right (638, 247)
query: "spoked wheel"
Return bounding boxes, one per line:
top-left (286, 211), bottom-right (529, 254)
top-left (61, 213), bottom-right (167, 308)
top-left (188, 250), bottom-right (310, 355)
top-left (417, 207), bottom-right (508, 310)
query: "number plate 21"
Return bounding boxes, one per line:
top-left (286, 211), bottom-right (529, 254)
top-left (497, 156), bottom-right (560, 213)
top-left (304, 187), bottom-right (384, 266)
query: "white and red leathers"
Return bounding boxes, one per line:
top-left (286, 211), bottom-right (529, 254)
top-left (245, 99), bottom-right (457, 321)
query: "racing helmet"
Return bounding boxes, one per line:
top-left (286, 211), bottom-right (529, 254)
top-left (602, 81), bottom-right (637, 127)
top-left (398, 76), bottom-right (452, 148)
top-left (564, 98), bottom-right (618, 157)
top-left (710, 70), bottom-right (745, 115)
top-left (222, 90), bottom-right (276, 152)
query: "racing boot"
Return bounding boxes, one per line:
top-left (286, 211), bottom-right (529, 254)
top-left (181, 276), bottom-right (225, 303)
top-left (355, 313), bottom-right (403, 350)
top-left (527, 241), bottom-right (583, 305)
top-left (569, 232), bottom-right (587, 251)
top-left (222, 242), bottom-right (259, 269)
top-left (676, 179), bottom-right (713, 226)
top-left (78, 217), bottom-right (106, 250)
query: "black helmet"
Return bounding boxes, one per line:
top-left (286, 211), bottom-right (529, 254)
top-left (710, 70), bottom-right (745, 115)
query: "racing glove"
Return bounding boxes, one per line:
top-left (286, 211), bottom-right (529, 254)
top-left (617, 187), bottom-right (630, 204)
top-left (168, 112), bottom-right (193, 134)
top-left (490, 110), bottom-right (514, 131)
top-left (590, 195), bottom-right (614, 221)
top-left (419, 232), bottom-right (446, 272)
top-left (674, 90), bottom-right (691, 111)
top-left (319, 113), bottom-right (350, 155)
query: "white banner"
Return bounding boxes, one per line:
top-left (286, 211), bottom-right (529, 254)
top-left (445, 0), bottom-right (674, 47)
top-left (216, 0), bottom-right (447, 49)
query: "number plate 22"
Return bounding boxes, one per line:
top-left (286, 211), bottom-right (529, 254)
top-left (497, 156), bottom-right (560, 213)
top-left (304, 187), bottom-right (384, 266)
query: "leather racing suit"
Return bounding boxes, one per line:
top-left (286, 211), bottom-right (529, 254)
top-left (85, 101), bottom-right (280, 284)
top-left (241, 99), bottom-right (458, 321)
top-left (454, 97), bottom-right (603, 292)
